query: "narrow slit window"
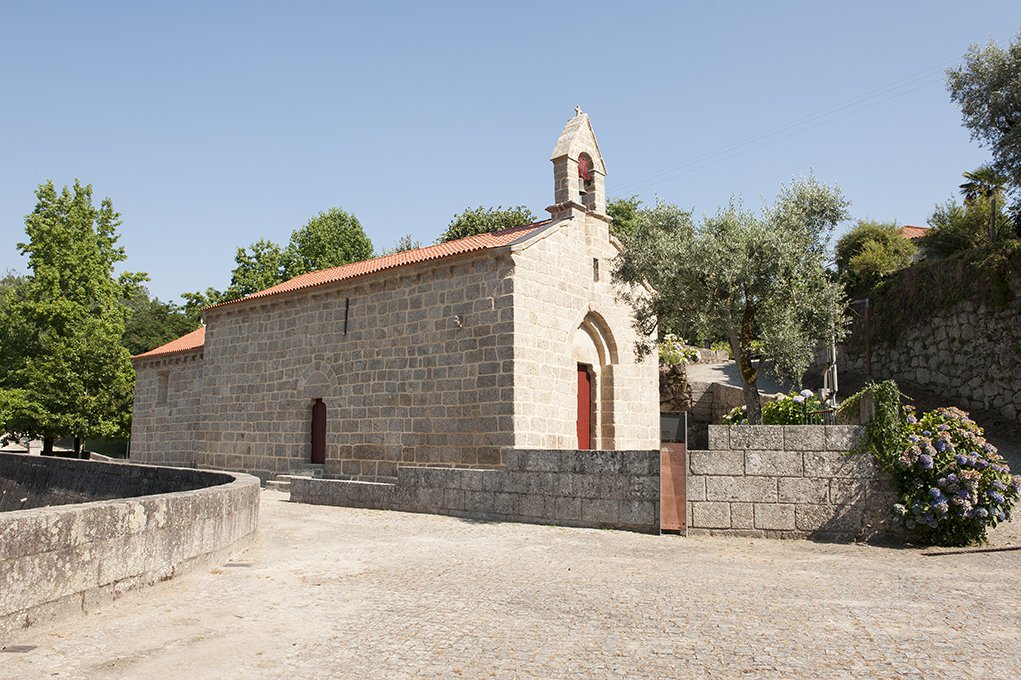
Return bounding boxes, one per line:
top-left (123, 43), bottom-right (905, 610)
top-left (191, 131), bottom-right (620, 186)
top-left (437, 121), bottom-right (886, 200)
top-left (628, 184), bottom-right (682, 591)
top-left (344, 297), bottom-right (350, 335)
top-left (593, 258), bottom-right (600, 282)
top-left (157, 372), bottom-right (169, 405)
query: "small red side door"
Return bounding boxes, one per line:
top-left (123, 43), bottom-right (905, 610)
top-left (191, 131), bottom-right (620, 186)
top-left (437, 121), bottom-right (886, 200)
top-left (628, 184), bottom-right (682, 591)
top-left (311, 398), bottom-right (326, 464)
top-left (577, 365), bottom-right (592, 450)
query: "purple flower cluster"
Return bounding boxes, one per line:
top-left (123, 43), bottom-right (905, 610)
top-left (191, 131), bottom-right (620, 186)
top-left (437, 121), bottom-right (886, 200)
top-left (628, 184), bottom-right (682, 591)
top-left (892, 406), bottom-right (1019, 545)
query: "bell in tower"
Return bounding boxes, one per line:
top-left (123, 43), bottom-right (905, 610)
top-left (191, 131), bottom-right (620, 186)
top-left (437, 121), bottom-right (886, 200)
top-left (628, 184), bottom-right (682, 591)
top-left (548, 107), bottom-right (607, 218)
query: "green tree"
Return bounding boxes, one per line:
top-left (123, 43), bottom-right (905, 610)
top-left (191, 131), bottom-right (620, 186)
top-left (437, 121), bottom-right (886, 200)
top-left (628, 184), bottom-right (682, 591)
top-left (947, 34), bottom-right (1021, 186)
top-left (922, 195), bottom-right (1011, 258)
top-left (606, 196), bottom-right (642, 240)
top-left (180, 287), bottom-right (226, 323)
top-left (226, 238), bottom-right (287, 299)
top-left (0, 181), bottom-right (142, 455)
top-left (959, 164), bottom-right (1009, 242)
top-left (947, 33), bottom-right (1021, 237)
top-left (613, 177), bottom-right (850, 423)
top-left (284, 208), bottom-right (374, 276)
top-left (835, 221), bottom-right (916, 297)
top-left (380, 233), bottom-right (422, 255)
top-left (182, 207), bottom-right (373, 313)
top-left (122, 287), bottom-right (199, 356)
top-left (438, 205), bottom-right (537, 243)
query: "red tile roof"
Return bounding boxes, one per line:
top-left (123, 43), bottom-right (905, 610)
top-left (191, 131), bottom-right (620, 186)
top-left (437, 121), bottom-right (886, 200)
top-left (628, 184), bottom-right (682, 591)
top-left (134, 220), bottom-right (552, 360)
top-left (902, 225), bottom-right (929, 239)
top-left (133, 326), bottom-right (205, 360)
top-left (207, 220), bottom-right (551, 310)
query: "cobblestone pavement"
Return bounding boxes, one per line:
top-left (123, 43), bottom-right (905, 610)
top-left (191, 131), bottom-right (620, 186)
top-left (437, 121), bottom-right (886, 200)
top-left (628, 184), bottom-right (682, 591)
top-left (4, 490), bottom-right (1020, 679)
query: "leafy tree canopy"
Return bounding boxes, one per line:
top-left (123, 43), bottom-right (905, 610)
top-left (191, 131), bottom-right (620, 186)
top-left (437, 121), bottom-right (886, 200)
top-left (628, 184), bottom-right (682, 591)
top-left (947, 33), bottom-right (1021, 186)
top-left (922, 194), bottom-right (1011, 258)
top-left (438, 206), bottom-right (536, 243)
top-left (226, 238), bottom-right (287, 299)
top-left (122, 286), bottom-right (199, 356)
top-left (284, 208), bottom-right (374, 277)
top-left (606, 196), bottom-right (642, 240)
top-left (380, 233), bottom-right (422, 256)
top-left (182, 207), bottom-right (373, 315)
top-left (613, 176), bottom-right (850, 423)
top-left (0, 181), bottom-right (142, 450)
top-left (835, 221), bottom-right (916, 297)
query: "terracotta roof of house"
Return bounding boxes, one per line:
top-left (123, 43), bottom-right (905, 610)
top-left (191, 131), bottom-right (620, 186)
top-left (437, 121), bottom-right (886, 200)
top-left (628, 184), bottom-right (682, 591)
top-left (902, 225), bottom-right (929, 239)
top-left (206, 220), bottom-right (551, 311)
top-left (134, 220), bottom-right (553, 360)
top-left (133, 326), bottom-right (205, 360)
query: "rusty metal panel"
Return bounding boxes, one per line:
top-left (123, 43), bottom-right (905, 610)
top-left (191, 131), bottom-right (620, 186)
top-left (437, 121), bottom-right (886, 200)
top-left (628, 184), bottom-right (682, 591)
top-left (660, 443), bottom-right (686, 533)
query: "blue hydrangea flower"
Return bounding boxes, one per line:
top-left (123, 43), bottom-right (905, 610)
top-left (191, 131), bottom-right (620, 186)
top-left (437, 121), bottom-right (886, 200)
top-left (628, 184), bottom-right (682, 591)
top-left (920, 454), bottom-right (934, 470)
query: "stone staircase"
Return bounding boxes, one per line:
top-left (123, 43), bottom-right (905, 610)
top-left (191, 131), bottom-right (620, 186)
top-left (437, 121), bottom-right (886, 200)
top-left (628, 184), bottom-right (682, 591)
top-left (264, 464), bottom-right (324, 492)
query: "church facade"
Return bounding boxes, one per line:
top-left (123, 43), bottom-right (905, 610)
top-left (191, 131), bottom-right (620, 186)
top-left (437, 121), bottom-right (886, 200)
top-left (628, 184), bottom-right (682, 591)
top-left (130, 113), bottom-right (659, 482)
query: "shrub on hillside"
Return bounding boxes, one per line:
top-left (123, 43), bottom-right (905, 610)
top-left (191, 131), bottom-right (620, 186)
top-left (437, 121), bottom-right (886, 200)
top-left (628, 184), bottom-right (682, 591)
top-left (835, 221), bottom-right (916, 297)
top-left (722, 389), bottom-right (825, 425)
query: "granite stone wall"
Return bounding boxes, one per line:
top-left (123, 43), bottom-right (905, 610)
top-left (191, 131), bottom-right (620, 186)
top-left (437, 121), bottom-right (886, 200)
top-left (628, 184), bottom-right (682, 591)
top-left (130, 349), bottom-right (204, 468)
top-left (838, 302), bottom-right (1020, 422)
top-left (290, 448), bottom-right (661, 534)
top-left (132, 217), bottom-right (660, 485)
top-left (687, 425), bottom-right (901, 540)
top-left (0, 454), bottom-right (259, 639)
top-left (511, 211), bottom-right (659, 451)
top-left (136, 251), bottom-right (519, 483)
top-left (0, 452), bottom-right (227, 511)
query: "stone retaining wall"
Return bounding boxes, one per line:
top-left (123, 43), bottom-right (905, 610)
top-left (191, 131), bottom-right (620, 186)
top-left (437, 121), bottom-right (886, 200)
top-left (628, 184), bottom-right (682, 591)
top-left (1, 453), bottom-right (228, 512)
top-left (0, 454), bottom-right (260, 640)
top-left (838, 301), bottom-right (1020, 423)
top-left (291, 448), bottom-right (660, 534)
top-left (687, 425), bottom-right (901, 541)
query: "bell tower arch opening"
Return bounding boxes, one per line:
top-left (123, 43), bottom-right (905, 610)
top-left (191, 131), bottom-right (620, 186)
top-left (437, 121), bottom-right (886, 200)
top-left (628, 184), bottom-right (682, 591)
top-left (549, 107), bottom-right (607, 218)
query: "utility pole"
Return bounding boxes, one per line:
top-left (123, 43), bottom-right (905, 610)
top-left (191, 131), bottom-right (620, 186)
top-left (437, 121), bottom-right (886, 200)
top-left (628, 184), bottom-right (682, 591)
top-left (852, 298), bottom-right (872, 381)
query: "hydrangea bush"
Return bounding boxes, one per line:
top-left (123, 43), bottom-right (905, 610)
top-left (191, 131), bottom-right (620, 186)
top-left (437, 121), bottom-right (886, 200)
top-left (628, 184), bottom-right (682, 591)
top-left (658, 333), bottom-right (700, 366)
top-left (721, 389), bottom-right (825, 425)
top-left (892, 406), bottom-right (1020, 546)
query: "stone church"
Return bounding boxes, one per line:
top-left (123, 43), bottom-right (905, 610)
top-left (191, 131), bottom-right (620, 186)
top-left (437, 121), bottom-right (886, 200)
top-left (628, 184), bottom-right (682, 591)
top-left (130, 112), bottom-right (659, 482)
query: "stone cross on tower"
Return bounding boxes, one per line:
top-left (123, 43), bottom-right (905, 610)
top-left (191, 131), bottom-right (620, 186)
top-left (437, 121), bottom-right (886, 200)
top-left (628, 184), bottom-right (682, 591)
top-left (549, 109), bottom-right (607, 218)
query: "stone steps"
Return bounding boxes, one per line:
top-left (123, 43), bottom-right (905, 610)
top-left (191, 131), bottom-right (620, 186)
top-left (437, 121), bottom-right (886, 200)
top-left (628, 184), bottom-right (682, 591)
top-left (264, 465), bottom-right (324, 492)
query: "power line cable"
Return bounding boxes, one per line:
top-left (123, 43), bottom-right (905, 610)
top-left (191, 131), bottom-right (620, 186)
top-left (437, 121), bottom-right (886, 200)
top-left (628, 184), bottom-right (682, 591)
top-left (613, 60), bottom-right (956, 194)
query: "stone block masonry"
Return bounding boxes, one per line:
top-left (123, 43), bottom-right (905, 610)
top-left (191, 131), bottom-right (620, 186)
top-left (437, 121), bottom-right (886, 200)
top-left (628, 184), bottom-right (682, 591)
top-left (837, 301), bottom-right (1021, 423)
top-left (687, 425), bottom-right (902, 541)
top-left (0, 453), bottom-right (260, 639)
top-left (290, 448), bottom-right (660, 534)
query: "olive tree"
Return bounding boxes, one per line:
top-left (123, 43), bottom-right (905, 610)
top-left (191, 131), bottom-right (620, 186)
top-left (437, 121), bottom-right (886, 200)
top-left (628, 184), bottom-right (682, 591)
top-left (613, 177), bottom-right (850, 423)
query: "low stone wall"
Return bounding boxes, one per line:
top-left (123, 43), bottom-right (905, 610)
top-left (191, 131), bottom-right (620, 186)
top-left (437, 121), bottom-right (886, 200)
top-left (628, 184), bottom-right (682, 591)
top-left (291, 448), bottom-right (660, 534)
top-left (1, 453), bottom-right (227, 512)
top-left (0, 454), bottom-right (260, 640)
top-left (687, 425), bottom-right (900, 541)
top-left (686, 381), bottom-right (779, 449)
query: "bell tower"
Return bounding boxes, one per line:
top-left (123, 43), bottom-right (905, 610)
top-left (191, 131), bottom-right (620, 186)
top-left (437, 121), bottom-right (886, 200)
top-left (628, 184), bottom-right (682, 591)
top-left (548, 107), bottom-right (607, 219)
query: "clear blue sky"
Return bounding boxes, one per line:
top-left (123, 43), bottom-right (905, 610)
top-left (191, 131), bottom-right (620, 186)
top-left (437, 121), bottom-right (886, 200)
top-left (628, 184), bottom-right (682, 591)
top-left (2, 2), bottom-right (1019, 303)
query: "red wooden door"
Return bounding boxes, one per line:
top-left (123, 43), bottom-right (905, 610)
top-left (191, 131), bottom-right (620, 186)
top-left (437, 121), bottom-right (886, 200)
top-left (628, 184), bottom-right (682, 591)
top-left (311, 399), bottom-right (326, 464)
top-left (577, 365), bottom-right (592, 450)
